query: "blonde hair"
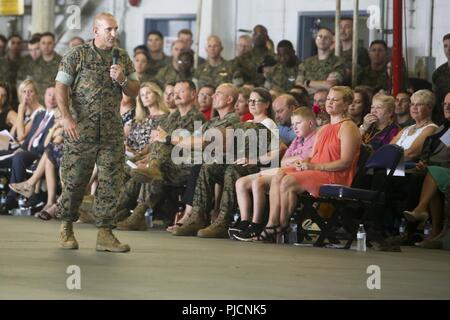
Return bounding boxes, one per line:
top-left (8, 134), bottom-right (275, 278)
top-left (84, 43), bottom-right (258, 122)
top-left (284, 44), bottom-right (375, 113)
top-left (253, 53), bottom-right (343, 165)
top-left (372, 93), bottom-right (396, 113)
top-left (330, 86), bottom-right (354, 105)
top-left (17, 79), bottom-right (38, 103)
top-left (135, 82), bottom-right (168, 122)
top-left (292, 106), bottom-right (316, 122)
top-left (411, 89), bottom-right (436, 110)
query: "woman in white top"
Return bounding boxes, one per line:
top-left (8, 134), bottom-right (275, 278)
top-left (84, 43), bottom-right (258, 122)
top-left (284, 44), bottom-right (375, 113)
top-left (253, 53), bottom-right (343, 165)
top-left (11, 79), bottom-right (45, 143)
top-left (391, 89), bottom-right (438, 162)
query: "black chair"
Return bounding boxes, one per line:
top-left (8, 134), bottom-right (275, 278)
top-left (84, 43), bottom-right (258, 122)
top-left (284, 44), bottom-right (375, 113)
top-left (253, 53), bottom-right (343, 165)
top-left (296, 144), bottom-right (404, 249)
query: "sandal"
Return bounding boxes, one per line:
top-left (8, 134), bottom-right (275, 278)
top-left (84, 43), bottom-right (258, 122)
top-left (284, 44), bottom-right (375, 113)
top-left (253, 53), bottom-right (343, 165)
top-left (36, 210), bottom-right (52, 221)
top-left (253, 225), bottom-right (280, 243)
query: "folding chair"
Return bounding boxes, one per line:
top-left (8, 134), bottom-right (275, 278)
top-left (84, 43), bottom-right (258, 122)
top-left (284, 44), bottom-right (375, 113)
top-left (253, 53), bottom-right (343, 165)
top-left (296, 144), bottom-right (404, 249)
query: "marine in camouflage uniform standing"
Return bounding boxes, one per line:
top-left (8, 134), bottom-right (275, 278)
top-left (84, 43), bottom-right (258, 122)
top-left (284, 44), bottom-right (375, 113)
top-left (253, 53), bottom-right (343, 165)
top-left (265, 40), bottom-right (299, 92)
top-left (193, 35), bottom-right (235, 89)
top-left (0, 35), bottom-right (24, 106)
top-left (235, 25), bottom-right (275, 86)
top-left (295, 28), bottom-right (345, 94)
top-left (432, 33), bottom-right (450, 124)
top-left (55, 13), bottom-right (140, 252)
top-left (16, 36), bottom-right (41, 86)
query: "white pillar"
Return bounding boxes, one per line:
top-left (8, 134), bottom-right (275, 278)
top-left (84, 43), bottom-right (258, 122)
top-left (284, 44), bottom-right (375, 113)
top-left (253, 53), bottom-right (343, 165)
top-left (31, 0), bottom-right (55, 34)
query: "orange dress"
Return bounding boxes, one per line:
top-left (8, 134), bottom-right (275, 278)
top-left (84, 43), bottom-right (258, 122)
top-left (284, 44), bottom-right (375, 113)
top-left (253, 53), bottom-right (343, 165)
top-left (283, 120), bottom-right (360, 197)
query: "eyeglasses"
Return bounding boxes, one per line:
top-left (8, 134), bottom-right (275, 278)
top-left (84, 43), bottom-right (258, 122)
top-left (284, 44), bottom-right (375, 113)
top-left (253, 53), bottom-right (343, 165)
top-left (316, 34), bottom-right (331, 40)
top-left (248, 99), bottom-right (266, 105)
top-left (177, 59), bottom-right (191, 65)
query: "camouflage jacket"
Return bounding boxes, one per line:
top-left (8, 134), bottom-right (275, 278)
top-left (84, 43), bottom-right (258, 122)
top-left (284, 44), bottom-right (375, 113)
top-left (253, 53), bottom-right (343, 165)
top-left (146, 53), bottom-right (171, 78)
top-left (235, 47), bottom-right (275, 86)
top-left (193, 59), bottom-right (235, 88)
top-left (341, 46), bottom-right (370, 68)
top-left (16, 55), bottom-right (34, 85)
top-left (432, 62), bottom-right (450, 104)
top-left (154, 64), bottom-right (194, 89)
top-left (296, 54), bottom-right (345, 85)
top-left (0, 55), bottom-right (23, 85)
top-left (357, 65), bottom-right (389, 91)
top-left (30, 54), bottom-right (62, 100)
top-left (56, 40), bottom-right (137, 144)
top-left (265, 60), bottom-right (300, 92)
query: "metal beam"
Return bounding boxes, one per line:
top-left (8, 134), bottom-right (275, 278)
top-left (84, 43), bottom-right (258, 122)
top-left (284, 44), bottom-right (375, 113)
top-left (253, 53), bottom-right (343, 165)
top-left (335, 0), bottom-right (341, 57)
top-left (351, 0), bottom-right (359, 88)
top-left (392, 0), bottom-right (403, 95)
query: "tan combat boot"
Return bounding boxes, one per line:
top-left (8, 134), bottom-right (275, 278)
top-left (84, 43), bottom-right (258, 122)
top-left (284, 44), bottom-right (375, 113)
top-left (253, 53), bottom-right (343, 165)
top-left (60, 221), bottom-right (79, 250)
top-left (173, 210), bottom-right (207, 236)
top-left (197, 212), bottom-right (229, 239)
top-left (96, 228), bottom-right (130, 253)
top-left (129, 159), bottom-right (163, 184)
top-left (116, 203), bottom-right (148, 231)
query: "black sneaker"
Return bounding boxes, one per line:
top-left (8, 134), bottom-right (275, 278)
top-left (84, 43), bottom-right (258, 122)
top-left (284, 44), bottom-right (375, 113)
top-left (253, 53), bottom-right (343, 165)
top-left (228, 220), bottom-right (251, 240)
top-left (233, 223), bottom-right (264, 242)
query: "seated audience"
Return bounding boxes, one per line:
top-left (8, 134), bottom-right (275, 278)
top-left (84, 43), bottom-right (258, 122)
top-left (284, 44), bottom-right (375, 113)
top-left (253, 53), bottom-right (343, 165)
top-left (256, 86), bottom-right (361, 243)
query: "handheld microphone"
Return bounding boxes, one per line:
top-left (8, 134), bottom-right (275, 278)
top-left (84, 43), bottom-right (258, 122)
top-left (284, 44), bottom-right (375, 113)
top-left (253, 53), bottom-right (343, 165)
top-left (112, 48), bottom-right (119, 65)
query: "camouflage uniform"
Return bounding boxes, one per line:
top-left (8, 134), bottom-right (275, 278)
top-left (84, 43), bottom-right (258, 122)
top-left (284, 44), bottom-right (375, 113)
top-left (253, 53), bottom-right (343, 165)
top-left (235, 48), bottom-right (275, 86)
top-left (296, 54), bottom-right (345, 86)
top-left (341, 46), bottom-right (370, 69)
top-left (137, 72), bottom-right (154, 84)
top-left (16, 55), bottom-right (34, 85)
top-left (55, 40), bottom-right (137, 228)
top-left (356, 65), bottom-right (389, 91)
top-left (265, 59), bottom-right (300, 92)
top-left (30, 54), bottom-right (62, 101)
top-left (154, 64), bottom-right (194, 89)
top-left (432, 62), bottom-right (450, 123)
top-left (0, 57), bottom-right (11, 84)
top-left (190, 121), bottom-right (275, 227)
top-left (146, 53), bottom-right (171, 78)
top-left (193, 59), bottom-right (235, 89)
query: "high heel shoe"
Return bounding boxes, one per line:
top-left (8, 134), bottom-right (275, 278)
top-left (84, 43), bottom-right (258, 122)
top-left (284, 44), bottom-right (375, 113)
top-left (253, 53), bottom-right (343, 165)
top-left (403, 210), bottom-right (429, 223)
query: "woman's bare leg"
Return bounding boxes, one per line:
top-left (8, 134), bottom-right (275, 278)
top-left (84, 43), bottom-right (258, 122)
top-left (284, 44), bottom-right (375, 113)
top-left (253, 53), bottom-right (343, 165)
top-left (236, 176), bottom-right (255, 222)
top-left (251, 175), bottom-right (273, 224)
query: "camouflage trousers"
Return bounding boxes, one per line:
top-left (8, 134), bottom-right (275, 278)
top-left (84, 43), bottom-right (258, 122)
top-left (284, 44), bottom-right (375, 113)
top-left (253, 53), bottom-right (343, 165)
top-left (58, 141), bottom-right (124, 228)
top-left (191, 163), bottom-right (260, 222)
top-left (116, 160), bottom-right (192, 219)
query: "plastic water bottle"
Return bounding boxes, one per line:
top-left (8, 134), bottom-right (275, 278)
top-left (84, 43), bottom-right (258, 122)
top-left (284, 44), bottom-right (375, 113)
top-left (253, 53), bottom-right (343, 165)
top-left (356, 224), bottom-right (367, 252)
top-left (399, 218), bottom-right (407, 236)
top-left (18, 196), bottom-right (30, 216)
top-left (0, 191), bottom-right (7, 205)
top-left (424, 220), bottom-right (432, 240)
top-left (288, 218), bottom-right (298, 244)
top-left (145, 208), bottom-right (153, 229)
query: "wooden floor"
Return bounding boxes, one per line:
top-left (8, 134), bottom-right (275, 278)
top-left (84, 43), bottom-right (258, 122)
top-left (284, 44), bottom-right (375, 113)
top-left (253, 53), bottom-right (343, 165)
top-left (1, 215), bottom-right (449, 300)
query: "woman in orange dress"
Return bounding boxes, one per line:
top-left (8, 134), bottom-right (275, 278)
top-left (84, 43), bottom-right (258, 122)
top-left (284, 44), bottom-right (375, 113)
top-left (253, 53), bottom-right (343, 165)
top-left (260, 86), bottom-right (362, 242)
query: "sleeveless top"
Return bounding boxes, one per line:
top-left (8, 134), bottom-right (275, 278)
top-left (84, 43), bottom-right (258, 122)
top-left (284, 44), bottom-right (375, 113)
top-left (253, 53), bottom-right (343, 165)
top-left (395, 123), bottom-right (438, 150)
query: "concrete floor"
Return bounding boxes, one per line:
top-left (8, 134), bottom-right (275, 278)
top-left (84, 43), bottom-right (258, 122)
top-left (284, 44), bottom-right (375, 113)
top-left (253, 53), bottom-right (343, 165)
top-left (1, 215), bottom-right (449, 300)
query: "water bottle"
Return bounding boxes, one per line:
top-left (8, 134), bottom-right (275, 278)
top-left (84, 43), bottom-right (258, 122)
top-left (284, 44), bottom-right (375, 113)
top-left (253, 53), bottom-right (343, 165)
top-left (288, 218), bottom-right (298, 244)
top-left (145, 208), bottom-right (153, 229)
top-left (0, 191), bottom-right (7, 205)
top-left (424, 220), bottom-right (432, 240)
top-left (356, 224), bottom-right (367, 252)
top-left (18, 196), bottom-right (30, 216)
top-left (18, 195), bottom-right (27, 209)
top-left (399, 218), bottom-right (407, 236)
